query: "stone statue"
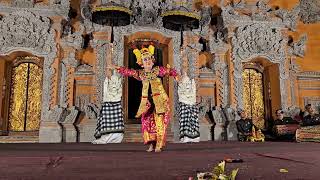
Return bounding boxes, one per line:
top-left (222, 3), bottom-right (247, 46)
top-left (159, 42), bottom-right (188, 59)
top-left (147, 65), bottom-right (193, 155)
top-left (212, 108), bottom-right (226, 141)
top-left (224, 106), bottom-right (238, 141)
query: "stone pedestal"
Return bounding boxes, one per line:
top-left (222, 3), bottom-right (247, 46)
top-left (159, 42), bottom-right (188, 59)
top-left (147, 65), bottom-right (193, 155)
top-left (200, 124), bottom-right (213, 141)
top-left (77, 118), bottom-right (96, 142)
top-left (62, 124), bottom-right (77, 142)
top-left (199, 117), bottom-right (213, 141)
top-left (214, 123), bottom-right (225, 141)
top-left (39, 121), bottom-right (62, 143)
top-left (172, 116), bottom-right (181, 142)
top-left (227, 121), bottom-right (238, 141)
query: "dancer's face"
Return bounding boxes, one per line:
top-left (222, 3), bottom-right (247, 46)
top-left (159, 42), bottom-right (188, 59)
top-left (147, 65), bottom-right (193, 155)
top-left (142, 55), bottom-right (154, 70)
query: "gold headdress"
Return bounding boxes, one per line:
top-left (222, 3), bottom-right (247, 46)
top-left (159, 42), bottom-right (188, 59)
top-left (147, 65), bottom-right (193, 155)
top-left (133, 45), bottom-right (155, 66)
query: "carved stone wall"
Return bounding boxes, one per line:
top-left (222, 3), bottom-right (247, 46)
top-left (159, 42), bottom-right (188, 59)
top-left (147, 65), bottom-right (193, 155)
top-left (0, 10), bottom-right (57, 122)
top-left (0, 0), bottom-right (70, 18)
top-left (221, 0), bottom-right (302, 110)
top-left (299, 0), bottom-right (320, 24)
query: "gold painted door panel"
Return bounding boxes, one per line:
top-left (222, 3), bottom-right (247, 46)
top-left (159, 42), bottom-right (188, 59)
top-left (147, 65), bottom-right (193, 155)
top-left (242, 69), bottom-right (265, 129)
top-left (8, 62), bottom-right (42, 131)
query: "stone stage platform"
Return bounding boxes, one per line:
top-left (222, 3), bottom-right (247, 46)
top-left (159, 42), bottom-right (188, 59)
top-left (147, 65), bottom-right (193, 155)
top-left (0, 142), bottom-right (319, 180)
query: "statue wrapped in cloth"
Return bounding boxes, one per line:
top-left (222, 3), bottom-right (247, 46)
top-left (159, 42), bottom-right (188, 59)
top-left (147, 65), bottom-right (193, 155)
top-left (178, 73), bottom-right (200, 143)
top-left (110, 45), bottom-right (179, 152)
top-left (92, 73), bottom-right (125, 144)
top-left (296, 104), bottom-right (320, 142)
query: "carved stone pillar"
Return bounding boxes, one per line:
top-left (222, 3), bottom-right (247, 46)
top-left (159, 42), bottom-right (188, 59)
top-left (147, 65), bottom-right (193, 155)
top-left (214, 53), bottom-right (229, 108)
top-left (39, 106), bottom-right (66, 143)
top-left (77, 103), bottom-right (99, 142)
top-left (59, 106), bottom-right (79, 142)
top-left (92, 39), bottom-right (109, 106)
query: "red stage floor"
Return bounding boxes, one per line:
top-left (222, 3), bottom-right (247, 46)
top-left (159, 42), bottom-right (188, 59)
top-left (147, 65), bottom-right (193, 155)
top-left (0, 142), bottom-right (319, 180)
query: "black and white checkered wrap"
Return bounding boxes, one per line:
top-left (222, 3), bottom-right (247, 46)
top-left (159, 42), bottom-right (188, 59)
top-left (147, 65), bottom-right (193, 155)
top-left (94, 101), bottom-right (124, 139)
top-left (178, 102), bottom-right (200, 139)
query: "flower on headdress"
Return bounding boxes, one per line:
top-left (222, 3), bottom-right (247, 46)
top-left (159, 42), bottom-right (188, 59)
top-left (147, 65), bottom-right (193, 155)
top-left (133, 45), bottom-right (155, 66)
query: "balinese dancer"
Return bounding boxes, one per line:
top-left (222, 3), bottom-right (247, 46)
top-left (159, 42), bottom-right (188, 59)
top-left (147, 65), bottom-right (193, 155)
top-left (110, 45), bottom-right (178, 152)
top-left (92, 73), bottom-right (125, 144)
top-left (178, 73), bottom-right (200, 143)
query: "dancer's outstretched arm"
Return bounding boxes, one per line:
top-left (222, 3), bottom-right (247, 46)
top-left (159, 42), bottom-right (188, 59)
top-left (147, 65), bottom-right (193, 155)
top-left (158, 64), bottom-right (180, 81)
top-left (107, 64), bottom-right (140, 80)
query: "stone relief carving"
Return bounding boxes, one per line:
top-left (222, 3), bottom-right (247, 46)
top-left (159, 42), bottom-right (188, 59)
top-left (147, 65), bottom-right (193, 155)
top-left (299, 0), bottom-right (320, 24)
top-left (46, 105), bottom-right (68, 122)
top-left (0, 10), bottom-right (56, 55)
top-left (288, 34), bottom-right (308, 58)
top-left (12, 0), bottom-right (33, 8)
top-left (75, 94), bottom-right (91, 112)
top-left (59, 106), bottom-right (79, 124)
top-left (287, 34), bottom-right (307, 107)
top-left (232, 24), bottom-right (285, 63)
top-left (131, 0), bottom-right (163, 27)
top-left (198, 5), bottom-right (212, 37)
top-left (0, 0), bottom-right (70, 18)
top-left (274, 6), bottom-right (300, 31)
top-left (221, 0), bottom-right (300, 30)
top-left (75, 64), bottom-right (94, 75)
top-left (209, 30), bottom-right (229, 54)
top-left (85, 103), bottom-right (100, 120)
top-left (61, 24), bottom-right (84, 50)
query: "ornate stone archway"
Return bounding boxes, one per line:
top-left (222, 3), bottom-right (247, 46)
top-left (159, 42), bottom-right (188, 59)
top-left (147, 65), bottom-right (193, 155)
top-left (0, 10), bottom-right (57, 123)
top-left (231, 22), bottom-right (288, 109)
top-left (221, 1), bottom-right (301, 110)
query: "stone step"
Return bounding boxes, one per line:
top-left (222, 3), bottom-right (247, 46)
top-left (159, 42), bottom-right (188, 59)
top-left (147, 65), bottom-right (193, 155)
top-left (0, 136), bottom-right (39, 143)
top-left (124, 124), bottom-right (141, 133)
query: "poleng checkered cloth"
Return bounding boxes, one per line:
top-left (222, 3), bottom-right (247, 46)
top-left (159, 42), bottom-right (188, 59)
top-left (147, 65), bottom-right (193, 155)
top-left (94, 101), bottom-right (124, 139)
top-left (178, 102), bottom-right (200, 139)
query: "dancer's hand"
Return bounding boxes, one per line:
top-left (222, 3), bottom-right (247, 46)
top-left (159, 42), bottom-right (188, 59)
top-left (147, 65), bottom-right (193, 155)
top-left (107, 64), bottom-right (119, 70)
top-left (174, 75), bottom-right (181, 82)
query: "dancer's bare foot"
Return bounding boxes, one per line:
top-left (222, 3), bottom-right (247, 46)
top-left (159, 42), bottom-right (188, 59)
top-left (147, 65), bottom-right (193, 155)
top-left (146, 144), bottom-right (154, 152)
top-left (154, 148), bottom-right (161, 153)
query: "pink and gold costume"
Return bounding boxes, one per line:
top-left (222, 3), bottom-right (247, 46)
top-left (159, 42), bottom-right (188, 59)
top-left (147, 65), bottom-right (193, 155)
top-left (118, 65), bottom-right (177, 150)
